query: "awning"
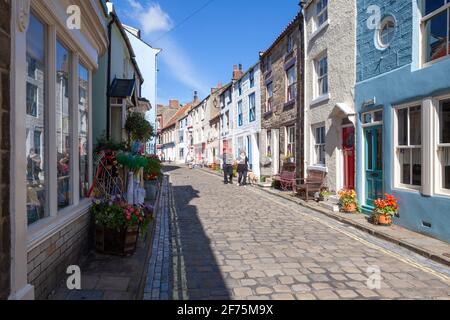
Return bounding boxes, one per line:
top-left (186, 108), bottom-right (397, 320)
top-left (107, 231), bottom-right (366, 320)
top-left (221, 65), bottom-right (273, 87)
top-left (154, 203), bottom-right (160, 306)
top-left (108, 78), bottom-right (136, 98)
top-left (330, 102), bottom-right (356, 125)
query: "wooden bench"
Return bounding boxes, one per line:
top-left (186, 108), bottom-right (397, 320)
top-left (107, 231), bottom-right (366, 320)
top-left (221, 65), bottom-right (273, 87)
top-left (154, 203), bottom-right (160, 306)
top-left (273, 164), bottom-right (296, 191)
top-left (293, 168), bottom-right (327, 201)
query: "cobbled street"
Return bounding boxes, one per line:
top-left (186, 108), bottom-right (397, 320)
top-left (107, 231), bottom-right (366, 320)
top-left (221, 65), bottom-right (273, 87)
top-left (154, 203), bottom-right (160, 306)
top-left (144, 166), bottom-right (450, 300)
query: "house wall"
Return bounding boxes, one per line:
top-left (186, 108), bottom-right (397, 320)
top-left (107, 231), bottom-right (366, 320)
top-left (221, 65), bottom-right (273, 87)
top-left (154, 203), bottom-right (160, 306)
top-left (233, 64), bottom-right (262, 177)
top-left (92, 54), bottom-right (108, 145)
top-left (260, 17), bottom-right (302, 177)
top-left (304, 0), bottom-right (357, 191)
top-left (355, 0), bottom-right (450, 242)
top-left (0, 0), bottom-right (11, 300)
top-left (125, 30), bottom-right (160, 153)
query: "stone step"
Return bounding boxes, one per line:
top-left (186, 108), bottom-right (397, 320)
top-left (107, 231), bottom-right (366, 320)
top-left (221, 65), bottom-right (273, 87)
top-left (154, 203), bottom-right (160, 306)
top-left (319, 200), bottom-right (340, 212)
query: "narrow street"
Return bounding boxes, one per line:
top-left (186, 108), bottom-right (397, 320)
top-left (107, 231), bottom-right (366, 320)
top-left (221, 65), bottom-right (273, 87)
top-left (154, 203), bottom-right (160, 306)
top-left (142, 166), bottom-right (450, 300)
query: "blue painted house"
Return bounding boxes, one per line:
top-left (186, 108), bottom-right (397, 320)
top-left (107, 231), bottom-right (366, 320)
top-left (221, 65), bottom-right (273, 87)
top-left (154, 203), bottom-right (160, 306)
top-left (355, 0), bottom-right (450, 243)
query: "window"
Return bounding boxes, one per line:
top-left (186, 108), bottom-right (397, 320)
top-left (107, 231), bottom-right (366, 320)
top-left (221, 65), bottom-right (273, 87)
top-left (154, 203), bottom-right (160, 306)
top-left (287, 65), bottom-right (296, 102)
top-left (226, 90), bottom-right (232, 104)
top-left (287, 126), bottom-right (296, 158)
top-left (266, 82), bottom-right (273, 113)
top-left (314, 126), bottom-right (326, 165)
top-left (421, 0), bottom-right (450, 63)
top-left (56, 40), bottom-right (72, 210)
top-left (397, 106), bottom-right (422, 187)
top-left (180, 148), bottom-right (184, 159)
top-left (26, 13), bottom-right (47, 225)
top-left (363, 110), bottom-right (383, 124)
top-left (249, 93), bottom-right (256, 122)
top-left (249, 69), bottom-right (255, 88)
top-left (315, 55), bottom-right (328, 97)
top-left (26, 82), bottom-right (38, 116)
top-left (267, 130), bottom-right (272, 156)
top-left (225, 111), bottom-right (230, 129)
top-left (316, 0), bottom-right (328, 29)
top-left (265, 55), bottom-right (272, 72)
top-left (238, 101), bottom-right (243, 126)
top-left (377, 16), bottom-right (396, 49)
top-left (79, 64), bottom-right (89, 199)
top-left (439, 99), bottom-right (450, 190)
top-left (238, 81), bottom-right (242, 96)
top-left (287, 33), bottom-right (294, 53)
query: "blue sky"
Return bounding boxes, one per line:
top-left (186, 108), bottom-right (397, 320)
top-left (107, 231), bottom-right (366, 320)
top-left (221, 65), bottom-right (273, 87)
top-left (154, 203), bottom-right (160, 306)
top-left (115, 0), bottom-right (300, 105)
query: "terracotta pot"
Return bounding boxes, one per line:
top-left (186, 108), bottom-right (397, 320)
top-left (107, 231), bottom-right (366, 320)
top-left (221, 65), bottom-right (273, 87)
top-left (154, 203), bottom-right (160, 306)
top-left (343, 203), bottom-right (357, 213)
top-left (376, 214), bottom-right (392, 226)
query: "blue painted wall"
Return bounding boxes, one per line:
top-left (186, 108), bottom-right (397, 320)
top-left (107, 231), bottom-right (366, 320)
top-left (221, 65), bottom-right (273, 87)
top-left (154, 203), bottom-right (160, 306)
top-left (355, 0), bottom-right (450, 243)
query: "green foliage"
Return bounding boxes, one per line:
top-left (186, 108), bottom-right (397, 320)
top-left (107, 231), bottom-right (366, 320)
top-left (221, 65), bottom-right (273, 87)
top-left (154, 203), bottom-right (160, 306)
top-left (144, 156), bottom-right (162, 179)
top-left (125, 112), bottom-right (154, 142)
top-left (95, 134), bottom-right (128, 154)
top-left (116, 152), bottom-right (149, 171)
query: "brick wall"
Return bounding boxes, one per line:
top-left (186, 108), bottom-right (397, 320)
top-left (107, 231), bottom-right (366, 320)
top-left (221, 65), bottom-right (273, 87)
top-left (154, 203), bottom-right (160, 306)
top-left (27, 212), bottom-right (91, 299)
top-left (0, 0), bottom-right (11, 300)
top-left (356, 0), bottom-right (413, 82)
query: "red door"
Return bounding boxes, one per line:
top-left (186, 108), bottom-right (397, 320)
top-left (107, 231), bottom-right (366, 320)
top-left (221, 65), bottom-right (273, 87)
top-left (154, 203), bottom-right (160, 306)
top-left (343, 127), bottom-right (355, 190)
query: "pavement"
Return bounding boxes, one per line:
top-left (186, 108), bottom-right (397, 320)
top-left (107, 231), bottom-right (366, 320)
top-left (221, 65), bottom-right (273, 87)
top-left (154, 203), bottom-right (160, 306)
top-left (143, 165), bottom-right (450, 300)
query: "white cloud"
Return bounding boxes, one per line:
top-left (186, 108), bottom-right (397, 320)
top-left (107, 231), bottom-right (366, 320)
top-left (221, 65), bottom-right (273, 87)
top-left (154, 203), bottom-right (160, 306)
top-left (127, 1), bottom-right (173, 35)
top-left (125, 1), bottom-right (210, 98)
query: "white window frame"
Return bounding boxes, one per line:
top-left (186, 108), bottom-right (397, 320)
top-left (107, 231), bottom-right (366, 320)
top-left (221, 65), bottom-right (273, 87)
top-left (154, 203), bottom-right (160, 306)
top-left (286, 65), bottom-right (296, 103)
top-left (286, 126), bottom-right (296, 158)
top-left (314, 53), bottom-right (328, 99)
top-left (420, 0), bottom-right (450, 67)
top-left (434, 94), bottom-right (450, 196)
top-left (24, 9), bottom-right (94, 235)
top-left (393, 102), bottom-right (423, 191)
top-left (312, 124), bottom-right (326, 166)
top-left (266, 82), bottom-right (273, 113)
top-left (315, 0), bottom-right (328, 30)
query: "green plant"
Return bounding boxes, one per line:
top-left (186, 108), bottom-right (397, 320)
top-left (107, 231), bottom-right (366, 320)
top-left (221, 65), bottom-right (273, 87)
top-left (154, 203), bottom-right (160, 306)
top-left (338, 189), bottom-right (361, 212)
top-left (91, 199), bottom-right (150, 236)
top-left (94, 134), bottom-right (127, 154)
top-left (125, 112), bottom-right (154, 142)
top-left (116, 152), bottom-right (149, 172)
top-left (374, 194), bottom-right (398, 217)
top-left (144, 156), bottom-right (162, 180)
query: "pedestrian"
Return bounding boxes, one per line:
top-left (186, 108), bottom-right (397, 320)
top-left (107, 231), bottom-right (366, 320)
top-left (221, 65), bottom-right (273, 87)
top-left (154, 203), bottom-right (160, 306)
top-left (222, 151), bottom-right (234, 184)
top-left (237, 150), bottom-right (249, 186)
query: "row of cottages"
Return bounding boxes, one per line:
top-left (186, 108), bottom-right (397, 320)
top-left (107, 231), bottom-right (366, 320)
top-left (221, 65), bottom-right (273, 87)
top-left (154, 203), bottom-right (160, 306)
top-left (2, 0), bottom-right (159, 300)
top-left (156, 100), bottom-right (182, 162)
top-left (354, 0), bottom-right (450, 242)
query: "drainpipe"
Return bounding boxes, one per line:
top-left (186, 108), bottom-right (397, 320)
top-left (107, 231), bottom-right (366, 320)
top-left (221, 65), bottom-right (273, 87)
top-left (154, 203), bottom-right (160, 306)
top-left (106, 15), bottom-right (115, 140)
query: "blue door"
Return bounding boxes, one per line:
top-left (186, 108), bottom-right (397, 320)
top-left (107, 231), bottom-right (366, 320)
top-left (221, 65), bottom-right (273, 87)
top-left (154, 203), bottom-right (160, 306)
top-left (364, 126), bottom-right (383, 208)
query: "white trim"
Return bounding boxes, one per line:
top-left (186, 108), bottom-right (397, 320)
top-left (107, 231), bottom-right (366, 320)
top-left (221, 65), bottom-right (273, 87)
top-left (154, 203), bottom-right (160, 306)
top-left (310, 93), bottom-right (330, 107)
top-left (309, 19), bottom-right (329, 42)
top-left (27, 200), bottom-right (92, 251)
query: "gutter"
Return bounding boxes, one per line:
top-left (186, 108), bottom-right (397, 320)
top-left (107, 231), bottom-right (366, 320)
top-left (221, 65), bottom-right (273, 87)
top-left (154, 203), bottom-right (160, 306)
top-left (106, 15), bottom-right (115, 140)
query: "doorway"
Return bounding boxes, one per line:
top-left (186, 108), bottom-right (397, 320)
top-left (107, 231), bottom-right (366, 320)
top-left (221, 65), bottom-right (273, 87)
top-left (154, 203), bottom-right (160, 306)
top-left (364, 125), bottom-right (383, 208)
top-left (343, 126), bottom-right (355, 190)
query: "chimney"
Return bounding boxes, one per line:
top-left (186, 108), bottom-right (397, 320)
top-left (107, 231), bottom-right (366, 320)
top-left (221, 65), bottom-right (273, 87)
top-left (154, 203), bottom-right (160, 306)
top-left (193, 91), bottom-right (199, 103)
top-left (169, 99), bottom-right (179, 108)
top-left (232, 63), bottom-right (244, 81)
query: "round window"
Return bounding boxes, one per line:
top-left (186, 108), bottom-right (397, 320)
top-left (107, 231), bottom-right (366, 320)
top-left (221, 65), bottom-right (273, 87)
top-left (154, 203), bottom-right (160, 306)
top-left (376, 16), bottom-right (396, 49)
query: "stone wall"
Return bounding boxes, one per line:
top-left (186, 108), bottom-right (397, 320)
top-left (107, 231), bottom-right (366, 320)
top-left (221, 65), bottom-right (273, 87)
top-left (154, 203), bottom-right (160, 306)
top-left (27, 212), bottom-right (91, 299)
top-left (260, 15), bottom-right (303, 176)
top-left (0, 0), bottom-right (11, 300)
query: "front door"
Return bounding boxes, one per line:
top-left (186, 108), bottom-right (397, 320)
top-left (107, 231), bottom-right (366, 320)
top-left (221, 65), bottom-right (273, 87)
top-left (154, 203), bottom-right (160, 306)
top-left (364, 126), bottom-right (383, 208)
top-left (343, 127), bottom-right (355, 190)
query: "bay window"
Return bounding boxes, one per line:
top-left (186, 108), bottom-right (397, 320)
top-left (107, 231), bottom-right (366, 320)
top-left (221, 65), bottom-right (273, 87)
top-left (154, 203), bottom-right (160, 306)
top-left (26, 12), bottom-right (92, 225)
top-left (422, 0), bottom-right (450, 63)
top-left (26, 13), bottom-right (47, 224)
top-left (439, 99), bottom-right (450, 190)
top-left (396, 106), bottom-right (422, 187)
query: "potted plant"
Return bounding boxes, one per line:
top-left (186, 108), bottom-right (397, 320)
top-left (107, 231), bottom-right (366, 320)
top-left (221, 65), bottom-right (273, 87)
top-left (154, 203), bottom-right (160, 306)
top-left (318, 189), bottom-right (332, 202)
top-left (91, 197), bottom-right (151, 256)
top-left (371, 194), bottom-right (398, 226)
top-left (338, 189), bottom-right (360, 213)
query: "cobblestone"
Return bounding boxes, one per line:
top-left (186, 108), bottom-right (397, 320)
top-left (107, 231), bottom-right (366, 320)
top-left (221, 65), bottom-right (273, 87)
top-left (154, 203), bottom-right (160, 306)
top-left (143, 167), bottom-right (450, 300)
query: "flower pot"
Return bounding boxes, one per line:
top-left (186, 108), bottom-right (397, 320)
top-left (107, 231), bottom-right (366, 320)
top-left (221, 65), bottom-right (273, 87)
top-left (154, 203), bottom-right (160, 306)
top-left (371, 213), bottom-right (393, 226)
top-left (95, 225), bottom-right (139, 256)
top-left (343, 203), bottom-right (357, 213)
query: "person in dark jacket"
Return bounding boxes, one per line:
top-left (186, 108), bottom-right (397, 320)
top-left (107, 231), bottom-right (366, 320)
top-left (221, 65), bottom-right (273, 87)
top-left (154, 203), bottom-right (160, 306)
top-left (222, 151), bottom-right (234, 184)
top-left (237, 151), bottom-right (249, 186)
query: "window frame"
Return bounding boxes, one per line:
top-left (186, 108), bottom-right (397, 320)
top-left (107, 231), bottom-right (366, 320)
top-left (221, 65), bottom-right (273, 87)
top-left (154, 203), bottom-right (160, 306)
top-left (249, 93), bottom-right (256, 122)
top-left (315, 54), bottom-right (328, 98)
top-left (315, 0), bottom-right (328, 30)
top-left (312, 124), bottom-right (326, 166)
top-left (286, 126), bottom-right (296, 158)
top-left (286, 65), bottom-right (297, 103)
top-left (393, 103), bottom-right (423, 191)
top-left (266, 82), bottom-right (273, 113)
top-left (435, 95), bottom-right (450, 196)
top-left (237, 101), bottom-right (243, 127)
top-left (421, 0), bottom-right (450, 66)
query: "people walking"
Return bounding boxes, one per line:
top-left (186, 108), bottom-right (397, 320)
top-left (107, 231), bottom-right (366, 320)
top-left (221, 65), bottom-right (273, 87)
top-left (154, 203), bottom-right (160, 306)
top-left (222, 150), bottom-right (234, 184)
top-left (237, 150), bottom-right (249, 186)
